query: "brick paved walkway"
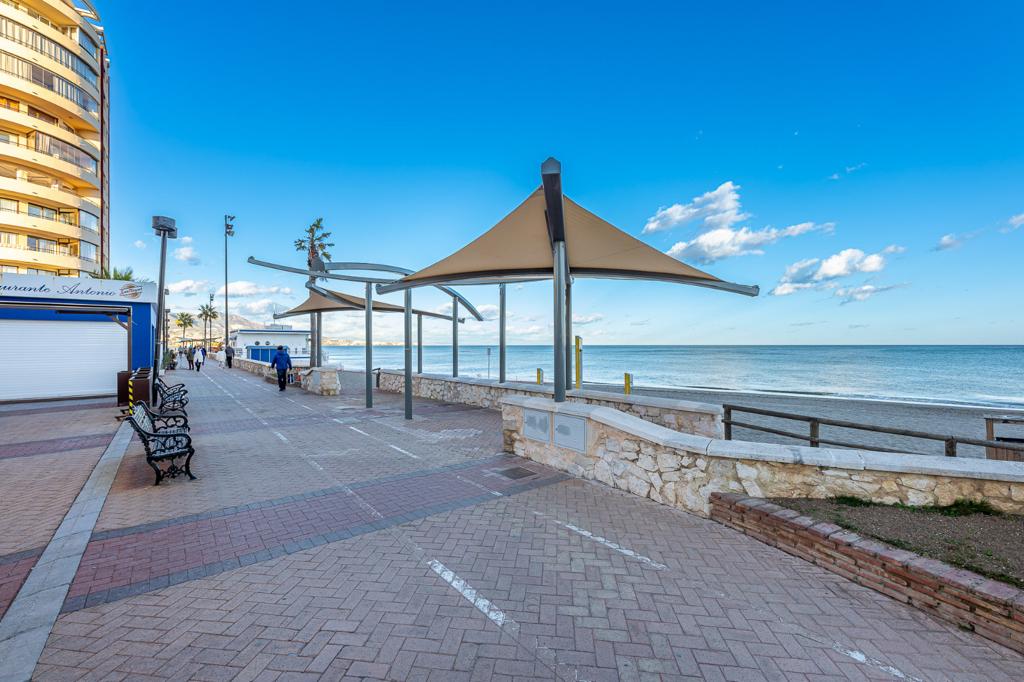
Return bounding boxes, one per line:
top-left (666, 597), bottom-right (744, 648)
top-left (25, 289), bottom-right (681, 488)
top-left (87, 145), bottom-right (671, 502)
top-left (3, 366), bottom-right (1023, 680)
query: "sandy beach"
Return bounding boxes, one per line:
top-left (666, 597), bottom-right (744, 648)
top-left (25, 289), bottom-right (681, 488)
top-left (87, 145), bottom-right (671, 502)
top-left (605, 382), bottom-right (1024, 458)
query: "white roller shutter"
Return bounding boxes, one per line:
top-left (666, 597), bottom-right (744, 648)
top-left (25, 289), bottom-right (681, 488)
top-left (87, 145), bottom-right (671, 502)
top-left (0, 319), bottom-right (126, 401)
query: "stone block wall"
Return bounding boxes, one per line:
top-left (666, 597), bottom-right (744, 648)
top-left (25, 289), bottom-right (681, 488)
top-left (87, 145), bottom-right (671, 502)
top-left (501, 395), bottom-right (1024, 516)
top-left (711, 493), bottom-right (1024, 655)
top-left (378, 370), bottom-right (722, 438)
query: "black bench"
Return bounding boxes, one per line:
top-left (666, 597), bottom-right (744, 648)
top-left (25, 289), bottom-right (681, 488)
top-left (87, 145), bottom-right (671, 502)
top-left (154, 378), bottom-right (188, 411)
top-left (128, 403), bottom-right (196, 485)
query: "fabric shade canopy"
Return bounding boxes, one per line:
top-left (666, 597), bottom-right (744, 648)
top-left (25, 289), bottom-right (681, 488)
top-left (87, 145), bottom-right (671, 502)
top-left (378, 188), bottom-right (758, 296)
top-left (274, 286), bottom-right (459, 321)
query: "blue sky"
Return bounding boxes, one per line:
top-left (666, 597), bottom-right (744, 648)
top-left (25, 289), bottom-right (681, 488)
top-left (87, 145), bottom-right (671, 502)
top-left (106, 1), bottom-right (1022, 345)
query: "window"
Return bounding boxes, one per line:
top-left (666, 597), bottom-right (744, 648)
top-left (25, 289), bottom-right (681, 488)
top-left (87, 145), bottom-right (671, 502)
top-left (0, 264), bottom-right (18, 273)
top-left (28, 204), bottom-right (57, 221)
top-left (0, 230), bottom-right (16, 246)
top-left (0, 95), bottom-right (18, 111)
top-left (58, 209), bottom-right (76, 225)
top-left (79, 240), bottom-right (97, 261)
top-left (0, 198), bottom-right (17, 213)
top-left (78, 29), bottom-right (98, 59)
top-left (0, 16), bottom-right (99, 87)
top-left (79, 210), bottom-right (98, 231)
top-left (27, 236), bottom-right (56, 253)
top-left (32, 132), bottom-right (97, 174)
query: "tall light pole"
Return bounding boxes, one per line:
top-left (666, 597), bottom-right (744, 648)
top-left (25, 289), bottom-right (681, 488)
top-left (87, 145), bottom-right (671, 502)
top-left (152, 216), bottom-right (177, 400)
top-left (224, 215), bottom-right (235, 351)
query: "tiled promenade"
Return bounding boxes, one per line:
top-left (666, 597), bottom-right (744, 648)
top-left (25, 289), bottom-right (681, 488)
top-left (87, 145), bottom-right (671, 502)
top-left (2, 367), bottom-right (1024, 680)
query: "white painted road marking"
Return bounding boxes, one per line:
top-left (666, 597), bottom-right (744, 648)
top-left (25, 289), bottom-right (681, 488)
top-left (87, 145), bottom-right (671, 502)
top-left (534, 513), bottom-right (667, 570)
top-left (349, 426), bottom-right (370, 437)
top-left (428, 559), bottom-right (514, 629)
top-left (273, 431), bottom-right (288, 442)
top-left (388, 444), bottom-right (420, 459)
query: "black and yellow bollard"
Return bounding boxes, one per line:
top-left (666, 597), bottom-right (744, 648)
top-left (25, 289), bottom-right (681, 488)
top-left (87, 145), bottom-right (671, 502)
top-left (624, 372), bottom-right (633, 395)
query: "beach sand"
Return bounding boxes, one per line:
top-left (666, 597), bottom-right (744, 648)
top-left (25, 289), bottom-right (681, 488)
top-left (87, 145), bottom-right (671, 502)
top-left (594, 382), bottom-right (1024, 459)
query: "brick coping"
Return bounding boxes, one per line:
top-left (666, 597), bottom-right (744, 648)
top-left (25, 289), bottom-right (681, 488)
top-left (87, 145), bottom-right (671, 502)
top-left (710, 492), bottom-right (1024, 655)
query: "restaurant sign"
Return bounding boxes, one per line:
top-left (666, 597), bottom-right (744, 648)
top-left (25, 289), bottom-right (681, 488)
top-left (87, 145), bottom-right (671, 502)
top-left (0, 273), bottom-right (157, 304)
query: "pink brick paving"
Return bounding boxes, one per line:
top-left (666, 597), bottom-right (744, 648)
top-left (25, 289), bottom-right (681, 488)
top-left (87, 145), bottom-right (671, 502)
top-left (0, 433), bottom-right (115, 460)
top-left (0, 549), bottom-right (41, 619)
top-left (64, 456), bottom-right (565, 613)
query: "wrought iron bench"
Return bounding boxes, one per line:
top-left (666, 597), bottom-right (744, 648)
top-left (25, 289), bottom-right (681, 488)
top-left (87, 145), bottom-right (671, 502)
top-left (128, 403), bottom-right (197, 485)
top-left (154, 378), bottom-right (189, 411)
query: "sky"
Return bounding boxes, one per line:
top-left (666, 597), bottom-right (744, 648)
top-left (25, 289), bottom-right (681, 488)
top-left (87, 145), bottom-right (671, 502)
top-left (104, 1), bottom-right (1023, 346)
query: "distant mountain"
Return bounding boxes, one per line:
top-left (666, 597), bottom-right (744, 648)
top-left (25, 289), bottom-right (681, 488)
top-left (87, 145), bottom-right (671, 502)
top-left (171, 313), bottom-right (269, 343)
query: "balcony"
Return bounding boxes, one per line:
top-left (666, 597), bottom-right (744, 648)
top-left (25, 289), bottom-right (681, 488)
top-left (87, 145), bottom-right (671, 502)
top-left (0, 240), bottom-right (96, 272)
top-left (0, 203), bottom-right (95, 241)
top-left (0, 172), bottom-right (94, 210)
top-left (0, 132), bottom-right (98, 185)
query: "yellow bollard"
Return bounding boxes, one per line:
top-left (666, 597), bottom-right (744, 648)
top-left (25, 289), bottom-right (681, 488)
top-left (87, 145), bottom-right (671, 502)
top-left (574, 336), bottom-right (582, 389)
top-left (128, 376), bottom-right (134, 409)
top-left (536, 368), bottom-right (544, 384)
top-left (624, 372), bottom-right (633, 395)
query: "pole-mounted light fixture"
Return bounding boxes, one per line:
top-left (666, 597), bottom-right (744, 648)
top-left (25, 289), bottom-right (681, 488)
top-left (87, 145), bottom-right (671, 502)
top-left (224, 214), bottom-right (235, 353)
top-left (152, 216), bottom-right (177, 401)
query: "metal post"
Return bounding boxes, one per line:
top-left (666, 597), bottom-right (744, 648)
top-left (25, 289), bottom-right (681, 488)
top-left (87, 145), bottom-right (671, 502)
top-left (309, 312), bottom-right (315, 364)
top-left (404, 289), bottom-right (413, 419)
top-left (224, 215), bottom-right (234, 351)
top-left (417, 314), bottom-right (423, 374)
top-left (565, 278), bottom-right (573, 391)
top-left (316, 311), bottom-right (323, 366)
top-left (552, 241), bottom-right (567, 402)
top-left (810, 419), bottom-right (820, 447)
top-left (154, 234), bottom-right (167, 376)
top-left (452, 296), bottom-right (459, 377)
top-left (724, 406), bottom-right (732, 440)
top-left (498, 283), bottom-right (506, 383)
top-left (365, 281), bottom-right (373, 407)
top-left (574, 335), bottom-right (582, 389)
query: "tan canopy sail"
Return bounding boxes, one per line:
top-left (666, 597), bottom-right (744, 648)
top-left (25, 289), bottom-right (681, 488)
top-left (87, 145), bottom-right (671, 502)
top-left (274, 287), bottom-right (459, 321)
top-left (378, 187), bottom-right (758, 296)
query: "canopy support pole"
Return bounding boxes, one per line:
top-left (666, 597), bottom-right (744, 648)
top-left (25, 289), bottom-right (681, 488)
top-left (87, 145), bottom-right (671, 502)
top-left (404, 289), bottom-right (413, 419)
top-left (316, 312), bottom-right (323, 367)
top-left (498, 283), bottom-right (506, 383)
top-left (452, 296), bottom-right (459, 377)
top-left (417, 314), bottom-right (423, 374)
top-left (552, 241), bottom-right (567, 402)
top-left (309, 312), bottom-right (316, 366)
top-left (565, 278), bottom-right (573, 392)
top-left (364, 282), bottom-right (373, 408)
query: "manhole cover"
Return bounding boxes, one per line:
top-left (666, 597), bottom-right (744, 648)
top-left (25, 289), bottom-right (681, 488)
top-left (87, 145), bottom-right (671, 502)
top-left (499, 466), bottom-right (537, 480)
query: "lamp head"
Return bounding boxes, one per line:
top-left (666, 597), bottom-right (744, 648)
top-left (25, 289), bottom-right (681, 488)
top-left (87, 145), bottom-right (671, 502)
top-left (152, 215), bottom-right (177, 238)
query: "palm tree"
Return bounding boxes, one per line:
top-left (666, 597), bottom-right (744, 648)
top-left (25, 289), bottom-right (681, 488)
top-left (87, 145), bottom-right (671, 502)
top-left (198, 304), bottom-right (219, 348)
top-left (174, 312), bottom-right (195, 347)
top-left (294, 218), bottom-right (334, 270)
top-left (90, 266), bottom-right (151, 282)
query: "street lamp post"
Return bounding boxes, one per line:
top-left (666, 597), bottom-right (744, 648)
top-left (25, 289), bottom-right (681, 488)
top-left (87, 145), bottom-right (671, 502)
top-left (152, 216), bottom-right (177, 401)
top-left (224, 215), bottom-right (235, 352)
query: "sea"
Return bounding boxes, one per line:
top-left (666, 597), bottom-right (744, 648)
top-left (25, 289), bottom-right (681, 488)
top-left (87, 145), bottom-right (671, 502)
top-left (321, 345), bottom-right (1024, 409)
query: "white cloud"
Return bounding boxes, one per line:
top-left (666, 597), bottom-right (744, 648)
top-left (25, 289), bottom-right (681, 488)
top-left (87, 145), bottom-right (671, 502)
top-left (828, 173), bottom-right (841, 181)
top-left (666, 222), bottom-right (829, 265)
top-left (845, 163), bottom-right (867, 174)
top-left (933, 233), bottom-right (962, 251)
top-left (167, 279), bottom-right (210, 296)
top-left (643, 181), bottom-right (749, 234)
top-left (572, 313), bottom-right (604, 326)
top-left (173, 246), bottom-right (199, 264)
top-left (180, 236), bottom-right (193, 244)
top-left (834, 284), bottom-right (904, 305)
top-left (133, 240), bottom-right (146, 249)
top-left (771, 246), bottom-right (902, 296)
top-left (476, 304), bottom-right (499, 321)
top-left (234, 298), bottom-right (283, 316)
top-left (1005, 213), bottom-right (1024, 232)
top-left (216, 281), bottom-right (292, 296)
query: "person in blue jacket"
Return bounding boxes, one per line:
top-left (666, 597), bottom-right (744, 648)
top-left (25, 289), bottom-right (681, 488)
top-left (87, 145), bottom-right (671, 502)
top-left (270, 345), bottom-right (292, 391)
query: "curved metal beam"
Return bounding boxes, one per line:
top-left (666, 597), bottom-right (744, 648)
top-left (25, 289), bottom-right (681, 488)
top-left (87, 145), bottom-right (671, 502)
top-left (304, 282), bottom-right (463, 323)
top-left (248, 257), bottom-right (485, 321)
top-left (326, 262), bottom-right (482, 321)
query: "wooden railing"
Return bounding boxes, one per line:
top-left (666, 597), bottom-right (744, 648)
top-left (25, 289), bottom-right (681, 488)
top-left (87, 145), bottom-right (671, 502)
top-left (722, 404), bottom-right (1024, 458)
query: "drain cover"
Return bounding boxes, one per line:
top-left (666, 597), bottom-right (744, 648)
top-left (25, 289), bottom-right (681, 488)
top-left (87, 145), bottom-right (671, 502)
top-left (499, 466), bottom-right (537, 480)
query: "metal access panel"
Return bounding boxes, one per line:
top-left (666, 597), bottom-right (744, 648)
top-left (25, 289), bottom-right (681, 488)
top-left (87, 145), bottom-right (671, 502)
top-left (523, 408), bottom-right (551, 443)
top-left (554, 414), bottom-right (587, 452)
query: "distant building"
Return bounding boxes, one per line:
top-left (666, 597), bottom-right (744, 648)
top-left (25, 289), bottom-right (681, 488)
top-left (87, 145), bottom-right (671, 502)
top-left (0, 0), bottom-right (109, 277)
top-left (231, 328), bottom-right (311, 364)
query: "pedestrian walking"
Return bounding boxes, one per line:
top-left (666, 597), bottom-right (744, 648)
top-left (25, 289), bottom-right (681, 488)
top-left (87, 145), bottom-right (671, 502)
top-left (194, 346), bottom-right (204, 372)
top-left (270, 345), bottom-right (292, 391)
top-left (225, 344), bottom-right (234, 369)
top-left (186, 346), bottom-right (195, 370)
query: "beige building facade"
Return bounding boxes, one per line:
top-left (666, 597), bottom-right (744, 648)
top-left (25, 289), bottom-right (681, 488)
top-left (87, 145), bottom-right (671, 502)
top-left (0, 0), bottom-right (107, 277)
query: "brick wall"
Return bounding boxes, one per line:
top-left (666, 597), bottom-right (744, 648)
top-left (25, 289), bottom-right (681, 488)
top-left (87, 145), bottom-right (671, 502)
top-left (709, 492), bottom-right (1024, 655)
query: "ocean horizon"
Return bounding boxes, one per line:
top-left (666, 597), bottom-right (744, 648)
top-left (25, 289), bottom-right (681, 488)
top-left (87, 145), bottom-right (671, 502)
top-left (320, 344), bottom-right (1024, 409)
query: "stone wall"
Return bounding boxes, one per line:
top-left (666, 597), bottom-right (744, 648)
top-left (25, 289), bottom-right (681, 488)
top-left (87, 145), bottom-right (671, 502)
top-left (501, 395), bottom-right (1024, 516)
top-left (711, 493), bottom-right (1024, 655)
top-left (377, 370), bottom-right (722, 438)
top-left (234, 358), bottom-right (332, 394)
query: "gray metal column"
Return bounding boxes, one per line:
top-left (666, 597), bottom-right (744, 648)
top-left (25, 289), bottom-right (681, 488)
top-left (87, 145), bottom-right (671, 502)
top-left (417, 313), bottom-right (423, 374)
top-left (552, 241), bottom-right (567, 402)
top-left (565, 278), bottom-right (573, 391)
top-left (309, 312), bottom-right (317, 366)
top-left (452, 296), bottom-right (459, 377)
top-left (498, 283), bottom-right (506, 383)
top-left (364, 282), bottom-right (373, 408)
top-left (404, 289), bottom-right (413, 419)
top-left (315, 311), bottom-right (323, 366)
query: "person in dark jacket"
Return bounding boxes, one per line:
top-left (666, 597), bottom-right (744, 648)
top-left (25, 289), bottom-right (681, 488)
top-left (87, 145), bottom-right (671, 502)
top-left (225, 344), bottom-right (235, 369)
top-left (270, 346), bottom-right (292, 391)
